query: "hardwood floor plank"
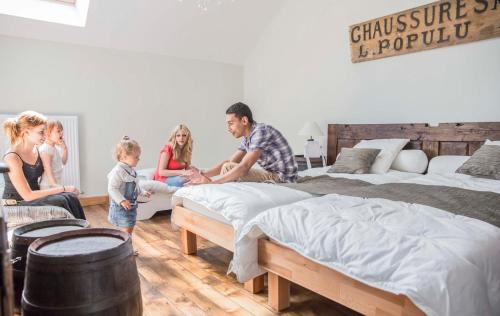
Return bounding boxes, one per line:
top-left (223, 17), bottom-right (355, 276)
top-left (84, 205), bottom-right (360, 316)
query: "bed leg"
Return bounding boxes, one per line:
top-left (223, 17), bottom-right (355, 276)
top-left (268, 272), bottom-right (290, 311)
top-left (180, 228), bottom-right (197, 255)
top-left (244, 273), bottom-right (266, 294)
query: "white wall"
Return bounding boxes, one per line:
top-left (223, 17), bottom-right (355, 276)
top-left (0, 35), bottom-right (243, 195)
top-left (244, 0), bottom-right (500, 154)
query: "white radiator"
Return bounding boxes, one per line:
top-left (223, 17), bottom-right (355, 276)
top-left (0, 114), bottom-right (81, 190)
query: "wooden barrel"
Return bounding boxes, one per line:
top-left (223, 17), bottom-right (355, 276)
top-left (22, 228), bottom-right (142, 316)
top-left (0, 162), bottom-right (14, 315)
top-left (0, 209), bottom-right (14, 316)
top-left (10, 219), bottom-right (89, 307)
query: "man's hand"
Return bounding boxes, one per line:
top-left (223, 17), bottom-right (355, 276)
top-left (143, 191), bottom-right (151, 198)
top-left (187, 165), bottom-right (199, 172)
top-left (184, 167), bottom-right (201, 179)
top-left (186, 173), bottom-right (212, 186)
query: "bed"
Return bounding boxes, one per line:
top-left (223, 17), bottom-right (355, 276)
top-left (169, 123), bottom-right (435, 292)
top-left (238, 122), bottom-right (500, 315)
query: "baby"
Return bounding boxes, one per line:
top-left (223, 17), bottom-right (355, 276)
top-left (107, 136), bottom-right (150, 240)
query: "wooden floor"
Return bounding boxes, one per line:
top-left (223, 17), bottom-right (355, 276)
top-left (85, 204), bottom-right (361, 316)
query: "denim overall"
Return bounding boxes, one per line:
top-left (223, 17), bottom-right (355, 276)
top-left (108, 168), bottom-right (138, 228)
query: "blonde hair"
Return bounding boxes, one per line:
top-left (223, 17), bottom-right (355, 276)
top-left (168, 124), bottom-right (193, 164)
top-left (2, 111), bottom-right (47, 145)
top-left (113, 136), bottom-right (141, 161)
top-left (47, 120), bottom-right (63, 135)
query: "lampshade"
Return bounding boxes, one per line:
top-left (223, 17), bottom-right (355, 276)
top-left (298, 121), bottom-right (323, 138)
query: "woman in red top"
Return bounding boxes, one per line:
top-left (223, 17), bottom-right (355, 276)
top-left (153, 124), bottom-right (195, 187)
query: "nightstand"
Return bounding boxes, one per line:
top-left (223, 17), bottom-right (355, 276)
top-left (294, 155), bottom-right (324, 171)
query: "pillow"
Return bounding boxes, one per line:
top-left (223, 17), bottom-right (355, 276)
top-left (328, 148), bottom-right (381, 174)
top-left (456, 145), bottom-right (500, 179)
top-left (427, 156), bottom-right (470, 174)
top-left (390, 150), bottom-right (428, 174)
top-left (485, 139), bottom-right (500, 146)
top-left (354, 139), bottom-right (410, 174)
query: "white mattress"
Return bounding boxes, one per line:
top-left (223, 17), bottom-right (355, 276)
top-left (181, 198), bottom-right (230, 225)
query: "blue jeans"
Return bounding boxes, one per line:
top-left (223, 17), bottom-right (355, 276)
top-left (166, 176), bottom-right (185, 187)
top-left (108, 181), bottom-right (138, 228)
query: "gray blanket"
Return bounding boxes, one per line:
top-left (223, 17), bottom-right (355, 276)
top-left (281, 175), bottom-right (500, 228)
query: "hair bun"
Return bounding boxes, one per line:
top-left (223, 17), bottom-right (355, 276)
top-left (122, 136), bottom-right (130, 141)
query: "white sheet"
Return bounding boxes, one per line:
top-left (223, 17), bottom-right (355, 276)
top-left (172, 169), bottom-right (421, 232)
top-left (171, 182), bottom-right (312, 234)
top-left (400, 173), bottom-right (500, 194)
top-left (234, 195), bottom-right (500, 316)
top-left (182, 198), bottom-right (230, 225)
top-left (298, 167), bottom-right (420, 184)
top-left (172, 169), bottom-right (420, 228)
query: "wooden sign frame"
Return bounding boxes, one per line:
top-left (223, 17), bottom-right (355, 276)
top-left (349, 0), bottom-right (500, 63)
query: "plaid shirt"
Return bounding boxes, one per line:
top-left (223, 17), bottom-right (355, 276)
top-left (238, 123), bottom-right (298, 182)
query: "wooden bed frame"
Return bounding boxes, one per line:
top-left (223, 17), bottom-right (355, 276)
top-left (171, 206), bottom-right (265, 293)
top-left (173, 122), bottom-right (500, 315)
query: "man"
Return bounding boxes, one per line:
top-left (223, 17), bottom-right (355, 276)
top-left (187, 102), bottom-right (298, 184)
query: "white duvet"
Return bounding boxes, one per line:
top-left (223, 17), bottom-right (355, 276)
top-left (171, 170), bottom-right (420, 236)
top-left (171, 182), bottom-right (312, 233)
top-left (232, 175), bottom-right (500, 316)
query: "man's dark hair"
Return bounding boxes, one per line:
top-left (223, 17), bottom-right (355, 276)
top-left (226, 102), bottom-right (254, 124)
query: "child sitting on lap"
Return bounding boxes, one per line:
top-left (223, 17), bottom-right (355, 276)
top-left (108, 136), bottom-right (150, 242)
top-left (39, 120), bottom-right (68, 189)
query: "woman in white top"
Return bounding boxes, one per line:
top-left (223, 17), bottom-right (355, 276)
top-left (39, 120), bottom-right (68, 189)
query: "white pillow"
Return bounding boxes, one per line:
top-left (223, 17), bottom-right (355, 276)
top-left (427, 155), bottom-right (470, 174)
top-left (485, 139), bottom-right (500, 146)
top-left (354, 139), bottom-right (410, 174)
top-left (390, 150), bottom-right (428, 174)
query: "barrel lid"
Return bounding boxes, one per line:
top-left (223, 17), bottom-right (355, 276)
top-left (37, 235), bottom-right (123, 255)
top-left (28, 228), bottom-right (131, 262)
top-left (21, 225), bottom-right (84, 238)
top-left (13, 219), bottom-right (89, 242)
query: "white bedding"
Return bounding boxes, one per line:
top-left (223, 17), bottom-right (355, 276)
top-left (231, 175), bottom-right (500, 316)
top-left (172, 169), bottom-right (421, 232)
top-left (182, 198), bottom-right (230, 225)
top-left (236, 195), bottom-right (500, 316)
top-left (298, 167), bottom-right (421, 184)
top-left (172, 169), bottom-right (420, 222)
top-left (401, 173), bottom-right (500, 194)
top-left (171, 182), bottom-right (312, 234)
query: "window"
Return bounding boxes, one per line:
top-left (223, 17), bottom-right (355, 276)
top-left (0, 0), bottom-right (89, 27)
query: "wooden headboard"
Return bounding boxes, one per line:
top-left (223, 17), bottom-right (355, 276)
top-left (327, 122), bottom-right (500, 165)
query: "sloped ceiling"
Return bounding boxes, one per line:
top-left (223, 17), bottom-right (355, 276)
top-left (0, 0), bottom-right (285, 65)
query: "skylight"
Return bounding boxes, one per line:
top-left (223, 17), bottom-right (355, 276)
top-left (0, 0), bottom-right (89, 27)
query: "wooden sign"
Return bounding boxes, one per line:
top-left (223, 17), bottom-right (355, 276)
top-left (349, 0), bottom-right (500, 63)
